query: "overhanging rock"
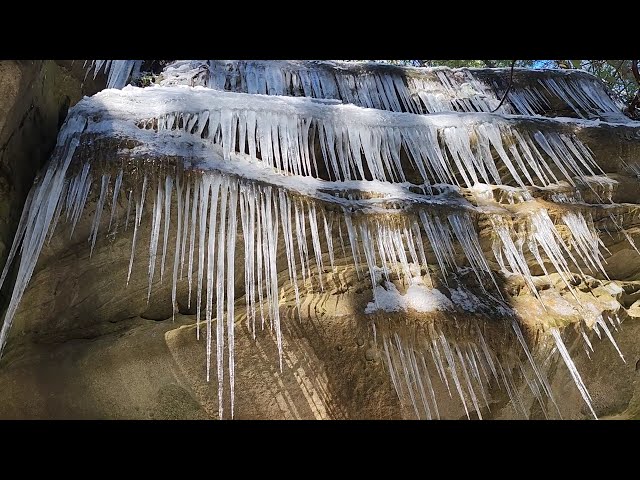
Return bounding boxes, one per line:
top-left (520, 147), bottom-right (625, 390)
top-left (1, 61), bottom-right (639, 420)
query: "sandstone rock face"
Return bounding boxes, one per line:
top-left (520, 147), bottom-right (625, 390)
top-left (1, 60), bottom-right (640, 420)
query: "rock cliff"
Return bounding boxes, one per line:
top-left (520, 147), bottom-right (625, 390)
top-left (0, 60), bottom-right (639, 419)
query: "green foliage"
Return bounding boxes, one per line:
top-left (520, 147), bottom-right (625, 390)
top-left (134, 61), bottom-right (175, 88)
top-left (134, 74), bottom-right (156, 88)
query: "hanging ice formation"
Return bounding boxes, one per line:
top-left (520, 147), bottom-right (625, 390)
top-left (84, 60), bottom-right (143, 89)
top-left (161, 60), bottom-right (626, 120)
top-left (0, 60), bottom-right (638, 419)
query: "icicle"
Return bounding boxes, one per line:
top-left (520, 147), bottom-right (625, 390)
top-left (448, 213), bottom-right (500, 294)
top-left (595, 316), bottom-right (625, 363)
top-left (465, 347), bottom-right (491, 412)
top-left (239, 186), bottom-right (252, 333)
top-left (550, 327), bottom-right (597, 419)
top-left (108, 169), bottom-right (123, 232)
top-left (495, 357), bottom-right (527, 418)
top-left (204, 177), bottom-right (218, 381)
top-left (511, 319), bottom-right (559, 415)
top-left (393, 333), bottom-right (421, 419)
top-left (0, 137), bottom-right (82, 357)
top-left (227, 183), bottom-right (239, 418)
top-left (160, 175), bottom-right (173, 282)
top-left (429, 336), bottom-right (451, 396)
top-left (215, 179), bottom-right (228, 418)
top-left (438, 332), bottom-right (470, 419)
top-left (89, 174), bottom-right (110, 257)
top-left (382, 335), bottom-right (404, 404)
top-left (196, 178), bottom-right (210, 338)
top-left (278, 190), bottom-right (300, 314)
top-left (581, 330), bottom-right (594, 352)
top-left (562, 212), bottom-right (608, 279)
top-left (307, 203), bottom-right (324, 289)
top-left (419, 353), bottom-right (440, 419)
top-left (455, 345), bottom-right (482, 419)
top-left (187, 181), bottom-right (199, 309)
top-left (255, 190), bottom-right (266, 331)
top-left (408, 348), bottom-right (432, 420)
top-left (322, 211), bottom-right (335, 271)
top-left (86, 60), bottom-right (143, 89)
top-left (247, 184), bottom-right (258, 336)
top-left (69, 166), bottom-right (93, 239)
top-left (179, 179), bottom-right (191, 280)
top-left (0, 188), bottom-right (36, 289)
top-left (491, 216), bottom-right (542, 302)
top-left (124, 189), bottom-right (132, 231)
top-left (343, 213), bottom-right (362, 277)
top-left (147, 179), bottom-right (164, 301)
top-left (171, 177), bottom-right (183, 321)
top-left (264, 188), bottom-right (283, 370)
top-left (47, 181), bottom-right (68, 245)
top-left (127, 183), bottom-right (145, 286)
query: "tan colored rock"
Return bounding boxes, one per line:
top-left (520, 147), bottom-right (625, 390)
top-left (2, 62), bottom-right (640, 420)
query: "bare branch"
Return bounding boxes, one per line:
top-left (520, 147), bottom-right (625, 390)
top-left (491, 60), bottom-right (517, 113)
top-left (628, 60), bottom-right (640, 118)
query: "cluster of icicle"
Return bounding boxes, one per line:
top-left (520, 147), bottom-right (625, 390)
top-left (0, 150), bottom-right (485, 418)
top-left (123, 84), bottom-right (604, 191)
top-left (84, 60), bottom-right (143, 89)
top-left (377, 316), bottom-right (560, 419)
top-left (0, 61), bottom-right (635, 419)
top-left (160, 60), bottom-right (625, 120)
top-left (381, 306), bottom-right (625, 420)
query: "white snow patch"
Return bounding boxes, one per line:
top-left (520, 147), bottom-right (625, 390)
top-left (603, 282), bottom-right (623, 296)
top-left (449, 287), bottom-right (482, 312)
top-left (544, 292), bottom-right (578, 316)
top-left (365, 281), bottom-right (453, 314)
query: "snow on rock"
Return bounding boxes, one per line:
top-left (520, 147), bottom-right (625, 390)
top-left (365, 279), bottom-right (454, 314)
top-left (449, 287), bottom-right (483, 312)
top-left (603, 281), bottom-right (623, 296)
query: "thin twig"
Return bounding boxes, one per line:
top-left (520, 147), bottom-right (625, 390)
top-left (612, 59), bottom-right (625, 80)
top-left (491, 60), bottom-right (517, 113)
top-left (629, 60), bottom-right (640, 117)
top-left (611, 60), bottom-right (629, 100)
top-left (632, 60), bottom-right (640, 82)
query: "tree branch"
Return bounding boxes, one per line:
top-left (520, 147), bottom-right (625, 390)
top-left (491, 60), bottom-right (517, 113)
top-left (629, 60), bottom-right (640, 117)
top-left (612, 59), bottom-right (625, 81)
